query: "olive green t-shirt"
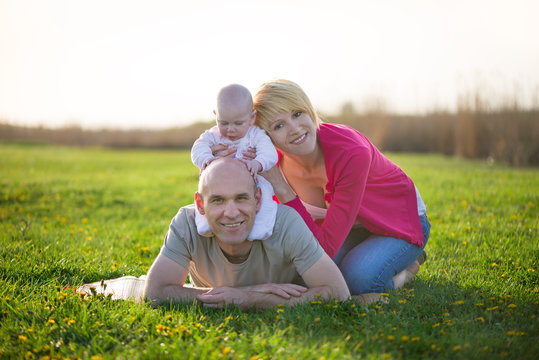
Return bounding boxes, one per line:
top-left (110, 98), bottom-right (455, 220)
top-left (160, 204), bottom-right (324, 288)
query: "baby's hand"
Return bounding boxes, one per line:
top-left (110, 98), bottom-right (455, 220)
top-left (211, 144), bottom-right (237, 158)
top-left (242, 146), bottom-right (257, 161)
top-left (243, 159), bottom-right (262, 178)
top-left (201, 157), bottom-right (216, 171)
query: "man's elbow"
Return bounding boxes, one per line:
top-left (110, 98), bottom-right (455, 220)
top-left (335, 285), bottom-right (351, 301)
top-left (143, 281), bottom-right (163, 307)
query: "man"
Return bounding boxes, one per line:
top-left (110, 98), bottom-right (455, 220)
top-left (143, 158), bottom-right (350, 309)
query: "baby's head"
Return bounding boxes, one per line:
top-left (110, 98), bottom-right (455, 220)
top-left (214, 84), bottom-right (256, 141)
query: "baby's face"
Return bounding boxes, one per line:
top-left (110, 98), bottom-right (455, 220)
top-left (216, 108), bottom-right (255, 141)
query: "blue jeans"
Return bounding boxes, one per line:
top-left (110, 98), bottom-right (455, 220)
top-left (332, 214), bottom-right (431, 294)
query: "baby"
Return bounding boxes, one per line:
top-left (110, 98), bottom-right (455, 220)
top-left (191, 84), bottom-right (278, 240)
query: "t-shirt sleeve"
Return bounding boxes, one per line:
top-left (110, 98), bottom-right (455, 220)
top-left (159, 208), bottom-right (194, 270)
top-left (278, 207), bottom-right (324, 275)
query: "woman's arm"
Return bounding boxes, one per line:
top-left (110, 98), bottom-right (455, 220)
top-left (288, 150), bottom-right (371, 258)
top-left (260, 166), bottom-right (297, 202)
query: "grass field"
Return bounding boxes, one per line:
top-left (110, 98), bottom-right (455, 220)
top-left (0, 143), bottom-right (537, 359)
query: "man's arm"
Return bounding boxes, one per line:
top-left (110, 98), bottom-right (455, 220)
top-left (143, 253), bottom-right (208, 306)
top-left (196, 253), bottom-right (350, 310)
top-left (144, 253), bottom-right (310, 308)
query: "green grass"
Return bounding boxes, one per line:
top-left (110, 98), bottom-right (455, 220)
top-left (0, 143), bottom-right (537, 359)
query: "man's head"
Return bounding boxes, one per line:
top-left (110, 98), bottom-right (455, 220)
top-left (195, 158), bottom-right (261, 245)
top-left (214, 84), bottom-right (256, 141)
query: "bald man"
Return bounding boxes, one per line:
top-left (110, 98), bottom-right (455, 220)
top-left (144, 158), bottom-right (350, 309)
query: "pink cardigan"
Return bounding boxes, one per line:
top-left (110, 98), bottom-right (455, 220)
top-left (284, 123), bottom-right (424, 258)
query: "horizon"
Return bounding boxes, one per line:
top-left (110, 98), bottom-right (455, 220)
top-left (1, 0), bottom-right (538, 130)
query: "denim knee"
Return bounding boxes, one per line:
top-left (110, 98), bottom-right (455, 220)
top-left (340, 257), bottom-right (391, 294)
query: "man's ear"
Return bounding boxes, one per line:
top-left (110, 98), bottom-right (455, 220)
top-left (195, 192), bottom-right (205, 215)
top-left (255, 187), bottom-right (262, 212)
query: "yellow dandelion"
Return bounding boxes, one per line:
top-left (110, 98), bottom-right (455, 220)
top-left (91, 356), bottom-right (104, 360)
top-left (506, 331), bottom-right (515, 336)
top-left (432, 323), bottom-right (440, 328)
top-left (360, 312), bottom-right (366, 317)
top-left (18, 335), bottom-right (28, 341)
top-left (277, 309), bottom-right (284, 313)
top-left (486, 306), bottom-right (498, 311)
top-left (400, 336), bottom-right (409, 342)
top-left (314, 317), bottom-right (321, 322)
top-left (476, 303), bottom-right (484, 307)
top-left (408, 288), bottom-right (414, 293)
top-left (375, 305), bottom-right (381, 309)
top-left (453, 300), bottom-right (464, 305)
top-left (380, 293), bottom-right (389, 297)
top-left (411, 337), bottom-right (420, 342)
top-left (398, 299), bottom-right (407, 304)
top-left (222, 346), bottom-right (231, 355)
top-left (382, 354), bottom-right (391, 359)
top-left (453, 345), bottom-right (461, 351)
top-left (387, 335), bottom-right (395, 341)
top-left (527, 268), bottom-right (535, 272)
top-left (507, 304), bottom-right (517, 309)
top-left (48, 319), bottom-right (55, 324)
top-left (491, 263), bottom-right (498, 267)
top-left (475, 317), bottom-right (485, 323)
top-left (332, 305), bottom-right (339, 309)
top-left (165, 314), bottom-right (172, 320)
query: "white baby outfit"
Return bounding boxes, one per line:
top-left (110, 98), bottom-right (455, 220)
top-left (191, 125), bottom-right (278, 240)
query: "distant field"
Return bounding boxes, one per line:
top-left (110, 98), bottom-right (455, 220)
top-left (0, 143), bottom-right (537, 359)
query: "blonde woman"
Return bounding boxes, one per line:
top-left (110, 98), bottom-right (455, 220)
top-left (252, 79), bottom-right (430, 303)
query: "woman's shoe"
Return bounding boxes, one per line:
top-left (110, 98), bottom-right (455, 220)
top-left (417, 250), bottom-right (427, 265)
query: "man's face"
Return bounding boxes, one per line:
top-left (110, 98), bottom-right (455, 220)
top-left (196, 161), bottom-right (261, 246)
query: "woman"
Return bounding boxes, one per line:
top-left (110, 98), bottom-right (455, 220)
top-left (253, 79), bottom-right (430, 303)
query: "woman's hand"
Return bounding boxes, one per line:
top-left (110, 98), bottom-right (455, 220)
top-left (260, 166), bottom-right (297, 203)
top-left (210, 144), bottom-right (237, 158)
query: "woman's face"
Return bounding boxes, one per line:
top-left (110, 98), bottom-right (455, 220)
top-left (266, 110), bottom-right (317, 156)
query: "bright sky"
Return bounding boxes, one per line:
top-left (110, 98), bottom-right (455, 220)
top-left (1, 0), bottom-right (538, 129)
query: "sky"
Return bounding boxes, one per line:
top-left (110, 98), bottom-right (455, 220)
top-left (1, 0), bottom-right (538, 129)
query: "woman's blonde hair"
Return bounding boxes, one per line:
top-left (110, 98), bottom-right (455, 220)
top-left (253, 79), bottom-right (321, 133)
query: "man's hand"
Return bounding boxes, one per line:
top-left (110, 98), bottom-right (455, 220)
top-left (196, 283), bottom-right (307, 309)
